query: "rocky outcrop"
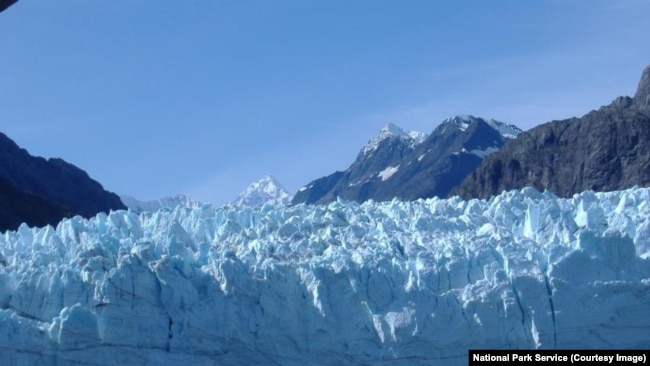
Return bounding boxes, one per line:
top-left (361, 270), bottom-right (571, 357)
top-left (634, 65), bottom-right (650, 110)
top-left (0, 132), bottom-right (126, 231)
top-left (452, 65), bottom-right (650, 200)
top-left (0, 0), bottom-right (18, 13)
top-left (0, 177), bottom-right (73, 232)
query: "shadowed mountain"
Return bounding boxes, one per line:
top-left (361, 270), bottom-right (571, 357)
top-left (452, 64), bottom-right (650, 200)
top-left (292, 117), bottom-right (521, 205)
top-left (0, 0), bottom-right (18, 13)
top-left (0, 176), bottom-right (74, 232)
top-left (0, 132), bottom-right (126, 231)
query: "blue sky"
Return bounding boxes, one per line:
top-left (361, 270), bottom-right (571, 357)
top-left (1, 1), bottom-right (649, 205)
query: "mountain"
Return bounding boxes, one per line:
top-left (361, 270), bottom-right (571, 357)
top-left (120, 194), bottom-right (202, 213)
top-left (452, 64), bottom-right (650, 200)
top-left (0, 132), bottom-right (126, 230)
top-left (292, 116), bottom-right (521, 205)
top-left (232, 175), bottom-right (292, 207)
top-left (1, 186), bottom-right (649, 364)
top-left (0, 0), bottom-right (18, 13)
top-left (0, 176), bottom-right (73, 232)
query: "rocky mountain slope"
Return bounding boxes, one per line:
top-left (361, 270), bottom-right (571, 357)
top-left (452, 65), bottom-right (650, 200)
top-left (0, 132), bottom-right (126, 231)
top-left (292, 116), bottom-right (521, 205)
top-left (0, 176), bottom-right (73, 231)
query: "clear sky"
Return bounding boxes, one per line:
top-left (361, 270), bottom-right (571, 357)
top-left (1, 1), bottom-right (649, 205)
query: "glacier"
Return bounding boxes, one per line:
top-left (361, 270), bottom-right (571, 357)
top-left (1, 187), bottom-right (650, 365)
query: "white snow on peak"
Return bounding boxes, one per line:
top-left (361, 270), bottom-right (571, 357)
top-left (362, 123), bottom-right (426, 155)
top-left (297, 183), bottom-right (315, 193)
top-left (486, 119), bottom-right (522, 139)
top-left (377, 165), bottom-right (400, 181)
top-left (120, 194), bottom-right (202, 213)
top-left (1, 187), bottom-right (650, 364)
top-left (443, 115), bottom-right (522, 139)
top-left (231, 174), bottom-right (292, 207)
top-left (449, 114), bottom-right (473, 131)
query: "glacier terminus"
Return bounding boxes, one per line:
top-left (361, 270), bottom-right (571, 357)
top-left (1, 187), bottom-right (649, 365)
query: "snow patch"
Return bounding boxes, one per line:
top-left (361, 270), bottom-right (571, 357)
top-left (378, 165), bottom-right (400, 181)
top-left (486, 119), bottom-right (522, 139)
top-left (362, 123), bottom-right (427, 155)
top-left (442, 115), bottom-right (522, 140)
top-left (469, 146), bottom-right (499, 158)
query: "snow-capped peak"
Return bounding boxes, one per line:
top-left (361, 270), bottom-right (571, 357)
top-left (231, 175), bottom-right (293, 207)
top-left (362, 123), bottom-right (426, 155)
top-left (442, 115), bottom-right (522, 139)
top-left (443, 114), bottom-right (474, 131)
top-left (485, 119), bottom-right (522, 139)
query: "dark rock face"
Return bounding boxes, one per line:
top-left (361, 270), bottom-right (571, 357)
top-left (0, 177), bottom-right (73, 232)
top-left (0, 0), bottom-right (18, 13)
top-left (0, 132), bottom-right (126, 231)
top-left (292, 171), bottom-right (346, 204)
top-left (452, 65), bottom-right (650, 200)
top-left (292, 116), bottom-right (520, 205)
top-left (635, 65), bottom-right (650, 110)
top-left (292, 132), bottom-right (416, 204)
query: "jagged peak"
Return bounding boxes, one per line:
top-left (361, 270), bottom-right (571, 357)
top-left (248, 174), bottom-right (287, 193)
top-left (441, 114), bottom-right (478, 131)
top-left (361, 123), bottom-right (426, 155)
top-left (232, 175), bottom-right (292, 207)
top-left (485, 119), bottom-right (522, 139)
top-left (441, 115), bottom-right (522, 139)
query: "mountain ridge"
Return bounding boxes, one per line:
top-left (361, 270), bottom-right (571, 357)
top-left (292, 115), bottom-right (521, 205)
top-left (120, 194), bottom-right (202, 213)
top-left (0, 132), bottom-right (126, 231)
top-left (0, 0), bottom-right (17, 13)
top-left (452, 64), bottom-right (650, 200)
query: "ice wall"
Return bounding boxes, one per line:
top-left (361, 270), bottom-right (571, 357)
top-left (1, 187), bottom-right (649, 365)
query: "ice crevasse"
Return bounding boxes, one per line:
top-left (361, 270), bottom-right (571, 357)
top-left (1, 187), bottom-right (650, 365)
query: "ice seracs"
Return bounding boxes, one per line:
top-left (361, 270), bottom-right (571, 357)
top-left (1, 186), bottom-right (649, 365)
top-left (231, 174), bottom-right (292, 207)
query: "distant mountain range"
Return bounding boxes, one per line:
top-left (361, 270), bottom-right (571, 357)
top-left (453, 64), bottom-right (650, 199)
top-left (3, 64), bottom-right (650, 231)
top-left (120, 175), bottom-right (293, 212)
top-left (120, 194), bottom-right (202, 213)
top-left (0, 132), bottom-right (125, 231)
top-left (231, 175), bottom-right (293, 207)
top-left (292, 116), bottom-right (522, 205)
